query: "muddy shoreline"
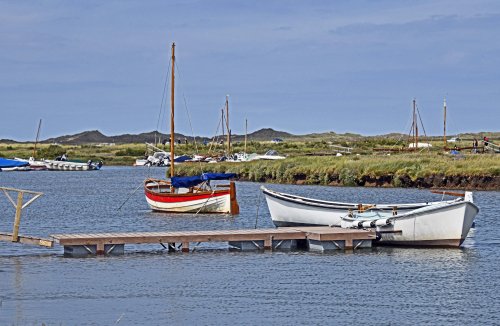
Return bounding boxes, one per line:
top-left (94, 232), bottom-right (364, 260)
top-left (239, 174), bottom-right (500, 191)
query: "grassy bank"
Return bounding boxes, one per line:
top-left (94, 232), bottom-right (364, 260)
top-left (174, 154), bottom-right (500, 189)
top-left (1, 142), bottom-right (498, 189)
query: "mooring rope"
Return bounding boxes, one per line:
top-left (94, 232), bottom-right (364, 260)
top-left (155, 57), bottom-right (172, 145)
top-left (194, 188), bottom-right (217, 215)
top-left (117, 182), bottom-right (144, 211)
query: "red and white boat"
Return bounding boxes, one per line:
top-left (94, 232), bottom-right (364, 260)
top-left (144, 174), bottom-right (239, 214)
top-left (143, 42), bottom-right (239, 215)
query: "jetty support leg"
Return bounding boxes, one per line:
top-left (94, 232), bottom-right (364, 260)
top-left (181, 242), bottom-right (189, 252)
top-left (264, 236), bottom-right (272, 250)
top-left (63, 244), bottom-right (125, 257)
top-left (97, 243), bottom-right (105, 255)
top-left (228, 239), bottom-right (296, 251)
top-left (308, 238), bottom-right (372, 252)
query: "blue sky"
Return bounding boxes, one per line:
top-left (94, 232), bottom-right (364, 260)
top-left (1, 0), bottom-right (499, 140)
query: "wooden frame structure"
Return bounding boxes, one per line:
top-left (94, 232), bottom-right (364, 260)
top-left (0, 187), bottom-right (53, 247)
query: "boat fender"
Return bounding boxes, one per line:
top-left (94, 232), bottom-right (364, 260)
top-left (375, 219), bottom-right (392, 227)
top-left (362, 221), bottom-right (372, 228)
top-left (357, 221), bottom-right (364, 228)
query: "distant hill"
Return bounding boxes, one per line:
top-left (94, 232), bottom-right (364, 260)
top-left (41, 130), bottom-right (209, 145)
top-left (232, 128), bottom-right (295, 142)
top-left (38, 128), bottom-right (299, 144)
top-left (1, 128), bottom-right (498, 145)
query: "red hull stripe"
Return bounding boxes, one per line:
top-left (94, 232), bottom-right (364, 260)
top-left (146, 190), bottom-right (229, 203)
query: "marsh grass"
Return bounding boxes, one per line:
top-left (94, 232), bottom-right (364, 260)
top-left (1, 142), bottom-right (498, 185)
top-left (174, 153), bottom-right (499, 185)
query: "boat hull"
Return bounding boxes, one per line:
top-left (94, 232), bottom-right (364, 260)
top-left (144, 180), bottom-right (239, 214)
top-left (342, 201), bottom-right (479, 247)
top-left (44, 160), bottom-right (102, 171)
top-left (264, 190), bottom-right (347, 227)
top-left (262, 187), bottom-right (457, 227)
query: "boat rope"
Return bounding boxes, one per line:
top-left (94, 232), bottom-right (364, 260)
top-left (208, 112), bottom-right (223, 155)
top-left (194, 189), bottom-right (217, 215)
top-left (175, 63), bottom-right (205, 174)
top-left (415, 104), bottom-right (430, 153)
top-left (387, 112), bottom-right (413, 152)
top-left (155, 57), bottom-right (172, 146)
top-left (116, 182), bottom-right (144, 211)
top-left (416, 104), bottom-right (428, 139)
top-left (181, 91), bottom-right (205, 174)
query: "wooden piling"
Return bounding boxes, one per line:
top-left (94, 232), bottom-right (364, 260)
top-left (12, 192), bottom-right (24, 242)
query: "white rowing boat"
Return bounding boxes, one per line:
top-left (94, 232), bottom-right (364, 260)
top-left (261, 186), bottom-right (463, 227)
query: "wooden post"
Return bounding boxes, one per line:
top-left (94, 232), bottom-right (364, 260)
top-left (1, 187), bottom-right (43, 243)
top-left (96, 242), bottom-right (105, 255)
top-left (344, 235), bottom-right (353, 249)
top-left (170, 42), bottom-right (176, 187)
top-left (182, 242), bottom-right (189, 252)
top-left (226, 95), bottom-right (230, 155)
top-left (229, 181), bottom-right (239, 215)
top-left (12, 192), bottom-right (24, 242)
top-left (244, 118), bottom-right (248, 154)
top-left (413, 98), bottom-right (418, 149)
top-left (443, 98), bottom-right (447, 149)
top-left (33, 119), bottom-right (42, 159)
top-left (264, 236), bottom-right (272, 250)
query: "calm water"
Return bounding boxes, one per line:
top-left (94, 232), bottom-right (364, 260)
top-left (0, 167), bottom-right (499, 325)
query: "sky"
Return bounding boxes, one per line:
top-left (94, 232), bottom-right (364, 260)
top-left (1, 0), bottom-right (499, 141)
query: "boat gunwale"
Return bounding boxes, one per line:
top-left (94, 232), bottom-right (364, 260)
top-left (342, 200), bottom-right (479, 223)
top-left (144, 179), bottom-right (231, 198)
top-left (261, 186), bottom-right (460, 210)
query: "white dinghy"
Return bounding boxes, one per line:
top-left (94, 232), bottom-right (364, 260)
top-left (261, 186), bottom-right (463, 227)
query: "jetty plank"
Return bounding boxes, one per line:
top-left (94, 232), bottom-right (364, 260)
top-left (0, 232), bottom-right (54, 248)
top-left (50, 227), bottom-right (375, 249)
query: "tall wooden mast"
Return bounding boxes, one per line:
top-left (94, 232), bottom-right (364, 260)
top-left (32, 119), bottom-right (42, 159)
top-left (170, 43), bottom-right (175, 179)
top-left (413, 98), bottom-right (418, 149)
top-left (443, 98), bottom-right (447, 148)
top-left (244, 118), bottom-right (248, 154)
top-left (225, 95), bottom-right (230, 155)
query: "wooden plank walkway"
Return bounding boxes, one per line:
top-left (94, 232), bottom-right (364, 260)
top-left (0, 232), bottom-right (54, 248)
top-left (51, 227), bottom-right (375, 255)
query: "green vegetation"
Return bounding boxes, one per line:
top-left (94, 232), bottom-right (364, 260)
top-left (174, 154), bottom-right (499, 185)
top-left (1, 139), bottom-right (498, 189)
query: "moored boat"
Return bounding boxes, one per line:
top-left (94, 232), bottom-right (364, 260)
top-left (43, 159), bottom-right (103, 171)
top-left (143, 42), bottom-right (239, 214)
top-left (261, 186), bottom-right (464, 227)
top-left (144, 173), bottom-right (239, 213)
top-left (340, 192), bottom-right (478, 247)
top-left (0, 158), bottom-right (31, 171)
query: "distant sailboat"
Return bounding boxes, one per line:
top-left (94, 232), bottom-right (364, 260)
top-left (143, 43), bottom-right (239, 214)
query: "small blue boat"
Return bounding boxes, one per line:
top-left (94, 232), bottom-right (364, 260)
top-left (0, 158), bottom-right (30, 171)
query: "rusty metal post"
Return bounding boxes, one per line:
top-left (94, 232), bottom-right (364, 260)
top-left (12, 192), bottom-right (24, 242)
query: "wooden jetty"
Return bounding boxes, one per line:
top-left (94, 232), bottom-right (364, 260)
top-left (51, 227), bottom-right (376, 257)
top-left (1, 186), bottom-right (375, 257)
